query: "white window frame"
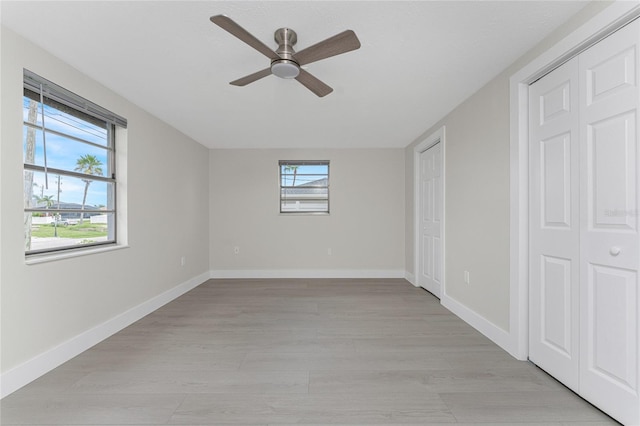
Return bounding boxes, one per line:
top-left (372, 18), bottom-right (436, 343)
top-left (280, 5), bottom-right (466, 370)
top-left (279, 160), bottom-right (330, 214)
top-left (23, 69), bottom-right (127, 257)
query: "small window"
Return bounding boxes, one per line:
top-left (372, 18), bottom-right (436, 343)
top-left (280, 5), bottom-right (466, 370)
top-left (23, 70), bottom-right (127, 256)
top-left (279, 160), bottom-right (330, 214)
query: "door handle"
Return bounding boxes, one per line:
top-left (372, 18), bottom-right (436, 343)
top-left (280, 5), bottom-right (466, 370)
top-left (609, 246), bottom-right (622, 256)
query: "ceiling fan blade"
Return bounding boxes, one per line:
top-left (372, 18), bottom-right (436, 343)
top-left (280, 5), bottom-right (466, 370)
top-left (230, 68), bottom-right (272, 86)
top-left (210, 15), bottom-right (280, 61)
top-left (295, 69), bottom-right (333, 97)
top-left (293, 30), bottom-right (361, 66)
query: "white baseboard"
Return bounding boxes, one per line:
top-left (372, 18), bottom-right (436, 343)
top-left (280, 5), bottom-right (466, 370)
top-left (209, 269), bottom-right (406, 279)
top-left (441, 292), bottom-right (514, 356)
top-left (0, 271), bottom-right (210, 399)
top-left (404, 271), bottom-right (417, 286)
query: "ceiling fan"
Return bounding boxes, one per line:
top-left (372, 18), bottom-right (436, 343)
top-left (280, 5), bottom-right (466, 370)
top-left (210, 15), bottom-right (361, 97)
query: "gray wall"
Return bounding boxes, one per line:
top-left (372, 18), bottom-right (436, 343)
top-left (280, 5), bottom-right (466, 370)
top-left (1, 27), bottom-right (210, 373)
top-left (209, 148), bottom-right (405, 275)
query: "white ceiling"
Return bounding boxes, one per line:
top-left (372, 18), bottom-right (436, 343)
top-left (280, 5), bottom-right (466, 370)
top-left (2, 1), bottom-right (589, 149)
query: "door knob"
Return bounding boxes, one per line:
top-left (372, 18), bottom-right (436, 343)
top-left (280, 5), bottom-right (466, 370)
top-left (609, 246), bottom-right (621, 256)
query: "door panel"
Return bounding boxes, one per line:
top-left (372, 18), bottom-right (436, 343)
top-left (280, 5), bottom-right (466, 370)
top-left (418, 142), bottom-right (442, 297)
top-left (541, 133), bottom-right (572, 228)
top-left (422, 235), bottom-right (433, 280)
top-left (587, 111), bottom-right (637, 230)
top-left (586, 46), bottom-right (636, 105)
top-left (579, 19), bottom-right (640, 426)
top-left (433, 236), bottom-right (442, 285)
top-left (540, 255), bottom-right (573, 356)
top-left (529, 57), bottom-right (581, 391)
top-left (587, 264), bottom-right (637, 391)
top-left (542, 81), bottom-right (572, 123)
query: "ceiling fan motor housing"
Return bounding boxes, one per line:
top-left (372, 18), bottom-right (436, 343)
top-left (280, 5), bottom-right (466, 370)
top-left (271, 27), bottom-right (300, 78)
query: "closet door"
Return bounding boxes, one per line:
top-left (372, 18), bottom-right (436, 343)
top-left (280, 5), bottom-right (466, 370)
top-left (418, 142), bottom-right (443, 297)
top-left (579, 19), bottom-right (639, 426)
top-left (529, 57), bottom-right (581, 391)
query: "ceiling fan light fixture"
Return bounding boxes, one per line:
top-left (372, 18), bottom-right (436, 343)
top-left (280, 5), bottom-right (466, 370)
top-left (271, 60), bottom-right (300, 79)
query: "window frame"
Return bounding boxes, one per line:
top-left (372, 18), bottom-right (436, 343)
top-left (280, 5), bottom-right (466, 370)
top-left (23, 70), bottom-right (126, 257)
top-left (279, 160), bottom-right (330, 215)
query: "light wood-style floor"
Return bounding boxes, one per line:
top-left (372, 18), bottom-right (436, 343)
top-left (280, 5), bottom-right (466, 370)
top-left (1, 278), bottom-right (618, 425)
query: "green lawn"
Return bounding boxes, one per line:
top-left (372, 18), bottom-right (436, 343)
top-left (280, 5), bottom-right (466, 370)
top-left (31, 222), bottom-right (108, 239)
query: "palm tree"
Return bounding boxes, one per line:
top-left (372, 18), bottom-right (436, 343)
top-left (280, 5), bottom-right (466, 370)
top-left (284, 165), bottom-right (299, 187)
top-left (36, 194), bottom-right (55, 215)
top-left (74, 154), bottom-right (103, 223)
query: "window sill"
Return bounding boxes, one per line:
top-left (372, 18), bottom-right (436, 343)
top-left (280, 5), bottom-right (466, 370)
top-left (279, 212), bottom-right (330, 216)
top-left (25, 244), bottom-right (129, 265)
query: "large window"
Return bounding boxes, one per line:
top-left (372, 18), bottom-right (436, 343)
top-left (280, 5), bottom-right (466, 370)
top-left (23, 70), bottom-right (127, 255)
top-left (279, 160), bottom-right (329, 214)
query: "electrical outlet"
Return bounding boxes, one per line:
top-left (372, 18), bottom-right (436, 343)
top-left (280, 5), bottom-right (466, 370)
top-left (464, 270), bottom-right (470, 284)
top-left (181, 256), bottom-right (186, 267)
top-left (327, 248), bottom-right (332, 255)
top-left (234, 246), bottom-right (240, 254)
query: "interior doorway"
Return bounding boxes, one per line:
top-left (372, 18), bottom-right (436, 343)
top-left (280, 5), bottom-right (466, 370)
top-left (414, 127), bottom-right (445, 298)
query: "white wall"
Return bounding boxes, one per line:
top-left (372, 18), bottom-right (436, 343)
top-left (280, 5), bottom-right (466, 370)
top-left (209, 148), bottom-right (405, 277)
top-left (0, 27), bottom-right (210, 387)
top-left (404, 1), bottom-right (614, 337)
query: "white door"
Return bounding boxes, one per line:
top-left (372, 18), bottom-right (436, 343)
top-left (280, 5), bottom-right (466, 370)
top-left (418, 142), bottom-right (442, 297)
top-left (530, 18), bottom-right (640, 426)
top-left (578, 20), bottom-right (639, 426)
top-left (529, 57), bottom-right (581, 391)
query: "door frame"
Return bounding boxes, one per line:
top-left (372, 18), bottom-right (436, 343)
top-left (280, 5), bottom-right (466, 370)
top-left (508, 1), bottom-right (640, 360)
top-left (413, 126), bottom-right (445, 297)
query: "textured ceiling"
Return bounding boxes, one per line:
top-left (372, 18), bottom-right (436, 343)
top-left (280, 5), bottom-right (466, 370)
top-left (1, 1), bottom-right (590, 149)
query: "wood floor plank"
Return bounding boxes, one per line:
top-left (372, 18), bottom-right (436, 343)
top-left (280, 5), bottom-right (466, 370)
top-left (309, 370), bottom-right (432, 394)
top-left (420, 366), bottom-right (566, 393)
top-left (69, 370), bottom-right (309, 394)
top-left (0, 393), bottom-right (183, 424)
top-left (439, 391), bottom-right (614, 423)
top-left (169, 393), bottom-right (456, 424)
top-left (241, 350), bottom-right (452, 371)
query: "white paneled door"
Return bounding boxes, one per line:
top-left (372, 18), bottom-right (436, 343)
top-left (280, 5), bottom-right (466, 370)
top-left (529, 19), bottom-right (639, 426)
top-left (419, 142), bottom-right (442, 297)
top-left (529, 57), bottom-right (581, 392)
top-left (579, 20), bottom-right (639, 425)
